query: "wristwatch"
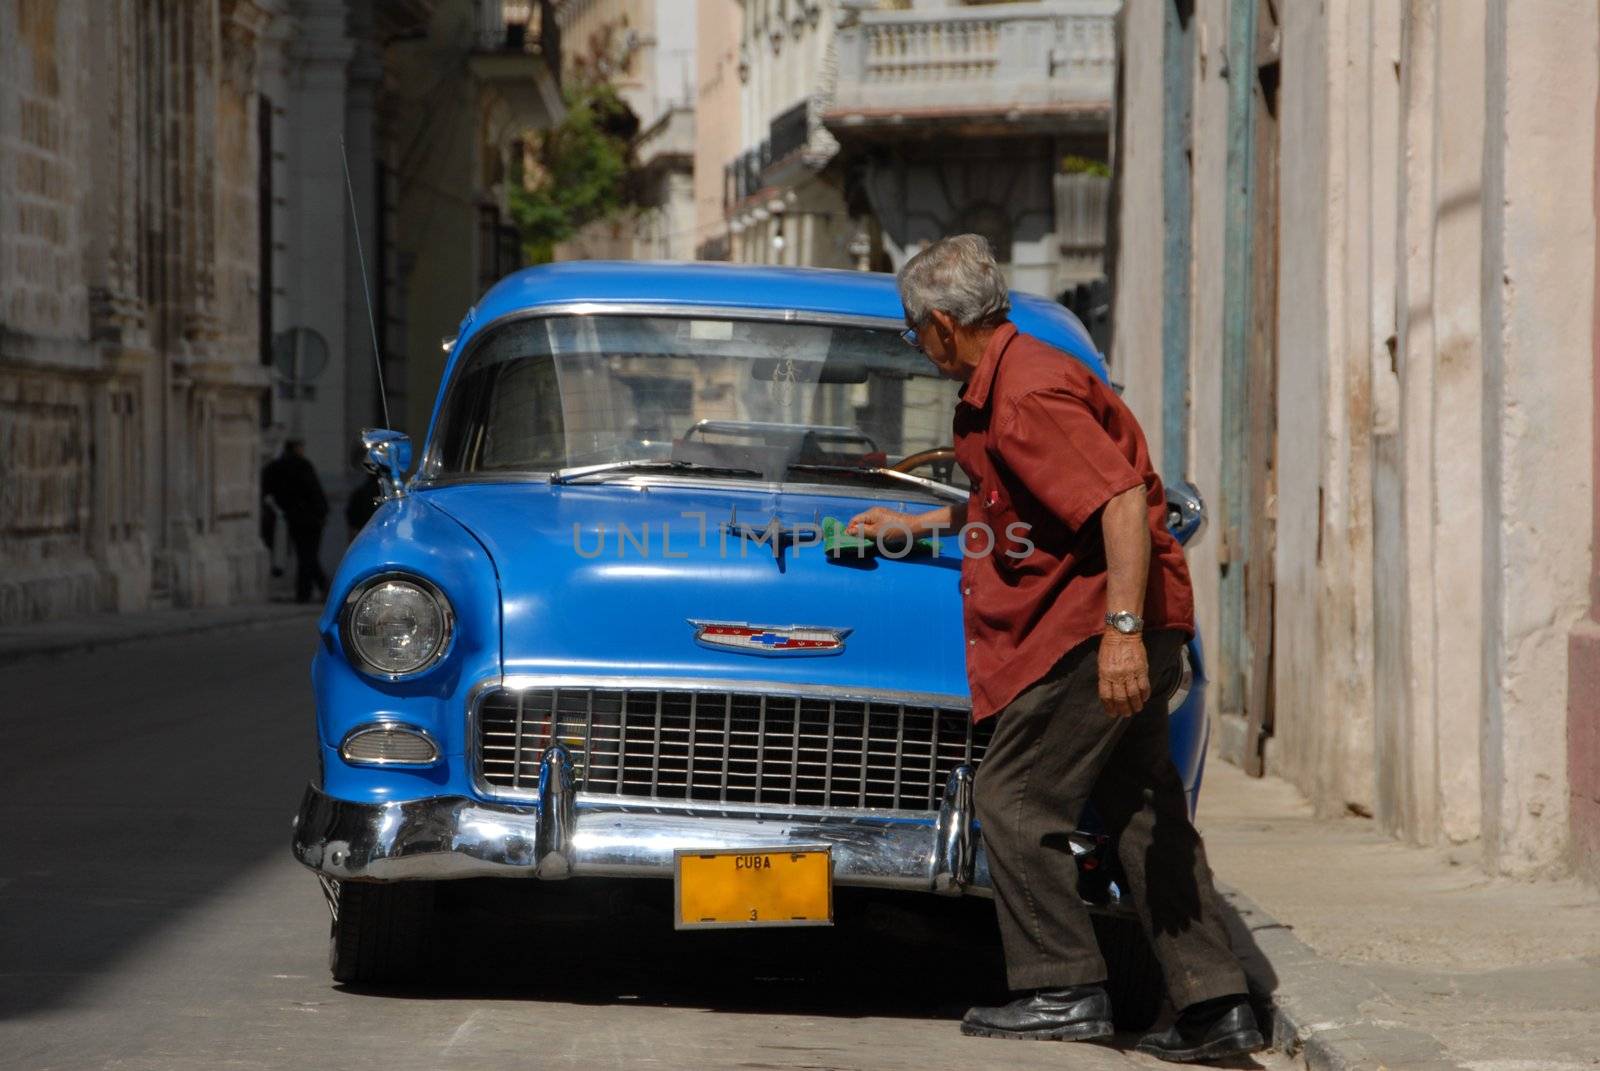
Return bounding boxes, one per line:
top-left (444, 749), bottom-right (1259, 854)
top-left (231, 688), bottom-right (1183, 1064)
top-left (1105, 610), bottom-right (1144, 635)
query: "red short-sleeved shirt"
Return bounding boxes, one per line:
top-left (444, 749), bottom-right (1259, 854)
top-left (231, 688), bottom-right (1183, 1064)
top-left (952, 323), bottom-right (1195, 721)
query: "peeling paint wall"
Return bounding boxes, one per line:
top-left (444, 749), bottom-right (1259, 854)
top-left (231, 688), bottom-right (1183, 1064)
top-left (1109, 0), bottom-right (1166, 463)
top-left (1481, 0), bottom-right (1597, 877)
top-left (1571, 2), bottom-right (1600, 891)
top-left (1113, 0), bottom-right (1598, 879)
top-left (1428, 0), bottom-right (1488, 847)
top-left (1182, 0), bottom-right (1232, 694)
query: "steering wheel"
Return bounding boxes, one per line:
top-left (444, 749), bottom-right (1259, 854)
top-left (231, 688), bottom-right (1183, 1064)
top-left (891, 446), bottom-right (958, 485)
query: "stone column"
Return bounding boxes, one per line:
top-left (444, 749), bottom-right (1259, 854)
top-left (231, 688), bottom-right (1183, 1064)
top-left (89, 0), bottom-right (148, 344)
top-left (282, 0), bottom-right (353, 471)
top-left (88, 0), bottom-right (157, 612)
top-left (1108, 0), bottom-right (1168, 472)
top-left (186, 0), bottom-right (223, 346)
top-left (1481, 0), bottom-right (1598, 877)
top-left (1570, 42), bottom-right (1600, 889)
top-left (344, 12), bottom-right (385, 442)
top-left (337, 0), bottom-right (388, 580)
top-left (1426, 0), bottom-right (1487, 846)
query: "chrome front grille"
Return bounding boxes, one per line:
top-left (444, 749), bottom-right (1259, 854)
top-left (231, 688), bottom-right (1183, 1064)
top-left (474, 683), bottom-right (989, 812)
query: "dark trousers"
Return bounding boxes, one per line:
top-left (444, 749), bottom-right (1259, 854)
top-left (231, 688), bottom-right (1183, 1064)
top-left (288, 520), bottom-right (328, 603)
top-left (973, 629), bottom-right (1246, 1009)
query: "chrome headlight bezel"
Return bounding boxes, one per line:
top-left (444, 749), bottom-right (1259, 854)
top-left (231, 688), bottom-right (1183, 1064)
top-left (339, 572), bottom-right (455, 680)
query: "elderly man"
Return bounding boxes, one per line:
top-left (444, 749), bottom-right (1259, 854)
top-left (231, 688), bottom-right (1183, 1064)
top-left (848, 235), bottom-right (1263, 1064)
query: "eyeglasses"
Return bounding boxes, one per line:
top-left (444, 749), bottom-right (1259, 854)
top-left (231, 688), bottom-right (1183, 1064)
top-left (900, 326), bottom-right (921, 349)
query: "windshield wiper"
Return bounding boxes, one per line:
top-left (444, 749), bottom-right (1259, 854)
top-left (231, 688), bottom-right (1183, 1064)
top-left (550, 458), bottom-right (765, 485)
top-left (785, 463), bottom-right (967, 502)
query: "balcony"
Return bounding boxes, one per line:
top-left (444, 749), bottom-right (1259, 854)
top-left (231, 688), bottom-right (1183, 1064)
top-left (726, 141), bottom-right (771, 206)
top-left (470, 0), bottom-right (561, 90)
top-left (769, 100), bottom-right (811, 164)
top-left (826, 0), bottom-right (1117, 137)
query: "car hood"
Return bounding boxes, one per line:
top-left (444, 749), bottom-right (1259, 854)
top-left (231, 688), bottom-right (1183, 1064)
top-left (420, 480), bottom-right (970, 699)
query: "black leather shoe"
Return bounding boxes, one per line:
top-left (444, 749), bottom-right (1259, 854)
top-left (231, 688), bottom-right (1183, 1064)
top-left (1136, 994), bottom-right (1266, 1063)
top-left (960, 985), bottom-right (1114, 1041)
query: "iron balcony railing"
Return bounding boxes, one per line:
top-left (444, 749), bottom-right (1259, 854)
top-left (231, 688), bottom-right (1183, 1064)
top-left (473, 0), bottom-right (561, 84)
top-left (768, 100), bottom-right (811, 164)
top-left (829, 0), bottom-right (1118, 121)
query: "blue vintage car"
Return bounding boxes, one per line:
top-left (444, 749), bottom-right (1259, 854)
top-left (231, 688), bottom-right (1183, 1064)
top-left (292, 261), bottom-right (1209, 1021)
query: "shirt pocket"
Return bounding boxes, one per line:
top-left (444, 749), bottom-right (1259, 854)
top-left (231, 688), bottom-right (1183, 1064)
top-left (978, 483), bottom-right (1033, 566)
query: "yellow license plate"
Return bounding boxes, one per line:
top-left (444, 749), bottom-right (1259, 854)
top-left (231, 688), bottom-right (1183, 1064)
top-left (674, 847), bottom-right (833, 929)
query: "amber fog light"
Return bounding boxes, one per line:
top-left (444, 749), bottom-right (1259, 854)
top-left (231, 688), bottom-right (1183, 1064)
top-left (340, 723), bottom-right (440, 766)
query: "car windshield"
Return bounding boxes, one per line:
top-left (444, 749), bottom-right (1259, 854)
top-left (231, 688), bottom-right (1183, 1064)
top-left (428, 313), bottom-right (967, 489)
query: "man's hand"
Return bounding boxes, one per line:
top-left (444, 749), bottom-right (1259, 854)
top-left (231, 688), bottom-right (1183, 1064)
top-left (1098, 631), bottom-right (1151, 717)
top-left (845, 507), bottom-right (920, 540)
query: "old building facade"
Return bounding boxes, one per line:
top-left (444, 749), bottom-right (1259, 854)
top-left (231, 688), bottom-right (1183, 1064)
top-left (1, 0), bottom-right (274, 624)
top-left (694, 0), bottom-right (743, 260)
top-left (1112, 0), bottom-right (1599, 883)
top-left (388, 0), bottom-right (564, 443)
top-left (825, 0), bottom-right (1117, 296)
top-left (263, 0), bottom-right (561, 543)
top-left (709, 0), bottom-right (1115, 289)
top-left (723, 0), bottom-right (859, 269)
top-left (0, 0), bottom-right (563, 625)
top-left (553, 0), bottom-right (699, 263)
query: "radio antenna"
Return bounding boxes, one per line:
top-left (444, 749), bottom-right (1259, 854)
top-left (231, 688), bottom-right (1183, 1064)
top-left (340, 136), bottom-right (392, 429)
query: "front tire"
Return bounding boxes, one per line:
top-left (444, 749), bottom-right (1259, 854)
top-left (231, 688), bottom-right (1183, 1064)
top-left (329, 879), bottom-right (437, 984)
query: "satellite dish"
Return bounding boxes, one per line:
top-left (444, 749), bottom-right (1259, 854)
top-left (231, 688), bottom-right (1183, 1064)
top-left (271, 327), bottom-right (330, 383)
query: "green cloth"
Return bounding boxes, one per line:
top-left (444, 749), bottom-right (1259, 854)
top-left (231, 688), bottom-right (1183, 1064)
top-left (820, 516), bottom-right (934, 557)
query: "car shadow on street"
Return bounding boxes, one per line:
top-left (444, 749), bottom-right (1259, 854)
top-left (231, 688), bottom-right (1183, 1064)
top-left (343, 879), bottom-right (1012, 1019)
top-left (336, 877), bottom-right (1281, 1068)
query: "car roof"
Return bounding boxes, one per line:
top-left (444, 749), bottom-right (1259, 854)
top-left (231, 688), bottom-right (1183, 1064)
top-left (456, 261), bottom-right (1106, 378)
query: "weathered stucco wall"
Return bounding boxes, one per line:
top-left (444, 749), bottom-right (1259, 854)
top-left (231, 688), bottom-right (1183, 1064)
top-left (1181, 0), bottom-right (1232, 688)
top-left (1273, 0), bottom-right (1362, 815)
top-left (1480, 0), bottom-right (1596, 877)
top-left (1109, 0), bottom-right (1166, 457)
top-left (1571, 21), bottom-right (1600, 890)
top-left (1112, 0), bottom-right (1597, 879)
top-left (1427, 0), bottom-right (1488, 847)
top-left (694, 0), bottom-right (742, 257)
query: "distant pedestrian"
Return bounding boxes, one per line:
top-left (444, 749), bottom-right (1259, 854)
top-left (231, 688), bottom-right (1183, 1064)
top-left (262, 439), bottom-right (329, 603)
top-left (847, 235), bottom-right (1263, 1064)
top-left (258, 487), bottom-right (284, 578)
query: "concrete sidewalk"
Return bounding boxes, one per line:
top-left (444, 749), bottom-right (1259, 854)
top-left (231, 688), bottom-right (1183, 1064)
top-left (1199, 752), bottom-right (1600, 1070)
top-left (0, 601), bottom-right (321, 665)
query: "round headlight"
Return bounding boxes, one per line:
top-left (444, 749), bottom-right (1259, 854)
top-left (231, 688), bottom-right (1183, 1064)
top-left (343, 575), bottom-right (453, 677)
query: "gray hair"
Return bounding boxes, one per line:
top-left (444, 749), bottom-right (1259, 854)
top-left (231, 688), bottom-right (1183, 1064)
top-left (897, 234), bottom-right (1012, 328)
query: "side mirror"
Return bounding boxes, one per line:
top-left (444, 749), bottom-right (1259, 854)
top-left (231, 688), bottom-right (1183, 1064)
top-left (1165, 480), bottom-right (1206, 547)
top-left (361, 428), bottom-right (412, 500)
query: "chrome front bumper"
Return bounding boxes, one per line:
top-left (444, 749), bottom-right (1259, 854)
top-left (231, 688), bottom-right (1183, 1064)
top-left (292, 744), bottom-right (995, 895)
